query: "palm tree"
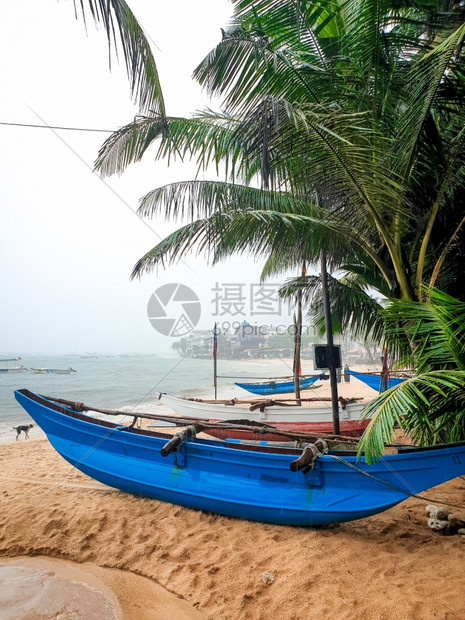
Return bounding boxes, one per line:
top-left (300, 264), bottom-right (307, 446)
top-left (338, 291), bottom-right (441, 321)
top-left (96, 0), bottom-right (465, 300)
top-left (95, 0), bottom-right (465, 455)
top-left (74, 0), bottom-right (165, 115)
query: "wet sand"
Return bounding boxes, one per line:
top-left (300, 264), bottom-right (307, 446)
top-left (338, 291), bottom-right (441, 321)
top-left (1, 430), bottom-right (465, 619)
top-left (0, 556), bottom-right (204, 619)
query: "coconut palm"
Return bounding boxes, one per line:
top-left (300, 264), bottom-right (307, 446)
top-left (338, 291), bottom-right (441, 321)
top-left (96, 0), bottom-right (465, 304)
top-left (74, 0), bottom-right (165, 115)
top-left (95, 0), bottom-right (465, 454)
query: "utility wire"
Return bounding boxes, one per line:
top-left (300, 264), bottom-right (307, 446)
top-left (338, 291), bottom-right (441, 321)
top-left (0, 120), bottom-right (113, 133)
top-left (24, 104), bottom-right (197, 275)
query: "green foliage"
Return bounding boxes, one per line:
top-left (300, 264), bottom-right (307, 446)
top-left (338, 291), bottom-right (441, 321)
top-left (358, 289), bottom-right (465, 461)
top-left (75, 0), bottom-right (166, 115)
top-left (96, 0), bottom-right (465, 316)
top-left (171, 337), bottom-right (189, 356)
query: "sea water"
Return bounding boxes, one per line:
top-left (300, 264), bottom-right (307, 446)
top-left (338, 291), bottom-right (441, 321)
top-left (0, 353), bottom-right (299, 442)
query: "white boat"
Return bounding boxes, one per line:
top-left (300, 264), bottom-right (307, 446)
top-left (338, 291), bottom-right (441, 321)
top-left (0, 358), bottom-right (27, 373)
top-left (30, 367), bottom-right (77, 375)
top-left (156, 392), bottom-right (371, 438)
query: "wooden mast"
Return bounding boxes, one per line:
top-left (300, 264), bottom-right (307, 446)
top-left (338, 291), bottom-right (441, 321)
top-left (213, 323), bottom-right (218, 399)
top-left (320, 249), bottom-right (340, 435)
top-left (293, 263), bottom-right (306, 403)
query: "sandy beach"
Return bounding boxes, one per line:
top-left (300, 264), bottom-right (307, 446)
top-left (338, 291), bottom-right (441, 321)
top-left (1, 417), bottom-right (465, 618)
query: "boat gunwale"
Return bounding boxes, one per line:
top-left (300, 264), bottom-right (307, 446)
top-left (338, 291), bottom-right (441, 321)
top-left (235, 377), bottom-right (316, 388)
top-left (15, 389), bottom-right (465, 459)
top-left (16, 389), bottom-right (315, 456)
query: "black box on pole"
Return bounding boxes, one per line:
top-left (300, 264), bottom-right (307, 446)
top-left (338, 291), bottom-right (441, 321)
top-left (312, 344), bottom-right (341, 370)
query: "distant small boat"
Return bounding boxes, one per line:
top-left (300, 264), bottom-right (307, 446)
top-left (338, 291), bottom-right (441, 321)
top-left (0, 358), bottom-right (27, 373)
top-left (31, 367), bottom-right (77, 375)
top-left (235, 375), bottom-right (324, 396)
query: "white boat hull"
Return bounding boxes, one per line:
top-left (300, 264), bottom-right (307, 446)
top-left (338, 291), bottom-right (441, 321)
top-left (31, 368), bottom-right (76, 375)
top-left (156, 392), bottom-right (371, 436)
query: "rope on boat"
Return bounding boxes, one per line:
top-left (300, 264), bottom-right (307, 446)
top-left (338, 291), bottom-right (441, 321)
top-left (160, 425), bottom-right (201, 457)
top-left (290, 440), bottom-right (328, 472)
top-left (329, 453), bottom-right (465, 510)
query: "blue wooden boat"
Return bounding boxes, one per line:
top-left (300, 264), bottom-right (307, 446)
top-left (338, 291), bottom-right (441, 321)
top-left (14, 389), bottom-right (465, 526)
top-left (347, 370), bottom-right (404, 392)
top-left (235, 375), bottom-right (321, 396)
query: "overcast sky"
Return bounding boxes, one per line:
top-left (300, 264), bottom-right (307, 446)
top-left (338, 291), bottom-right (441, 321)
top-left (0, 0), bottom-right (297, 355)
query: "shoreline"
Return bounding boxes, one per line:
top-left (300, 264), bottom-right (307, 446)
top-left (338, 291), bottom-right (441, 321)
top-left (2, 365), bottom-right (379, 445)
top-left (0, 555), bottom-right (205, 619)
top-left (1, 437), bottom-right (465, 618)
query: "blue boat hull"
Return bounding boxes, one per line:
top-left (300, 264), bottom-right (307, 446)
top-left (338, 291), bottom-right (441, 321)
top-left (347, 370), bottom-right (404, 392)
top-left (235, 375), bottom-right (319, 395)
top-left (14, 390), bottom-right (465, 526)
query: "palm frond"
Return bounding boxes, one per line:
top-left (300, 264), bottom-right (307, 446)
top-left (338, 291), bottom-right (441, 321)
top-left (95, 112), bottom-right (244, 178)
top-left (415, 124), bottom-right (465, 295)
top-left (76, 0), bottom-right (166, 115)
top-left (357, 289), bottom-right (465, 460)
top-left (138, 180), bottom-right (317, 221)
top-left (131, 206), bottom-right (349, 278)
top-left (358, 370), bottom-right (465, 462)
top-left (194, 3), bottom-right (341, 113)
top-left (135, 176), bottom-right (404, 291)
top-left (292, 272), bottom-right (386, 343)
top-left (383, 290), bottom-right (465, 371)
top-left (392, 21), bottom-right (465, 182)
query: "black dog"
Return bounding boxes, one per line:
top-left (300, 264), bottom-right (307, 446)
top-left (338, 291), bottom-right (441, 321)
top-left (13, 424), bottom-right (33, 440)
